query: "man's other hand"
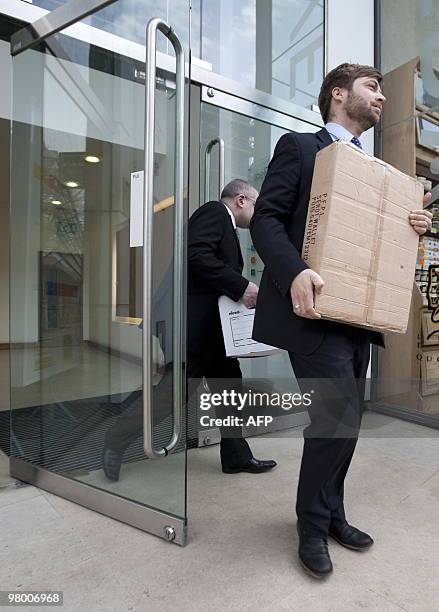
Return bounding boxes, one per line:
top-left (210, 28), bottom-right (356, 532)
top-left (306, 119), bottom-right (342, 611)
top-left (409, 193), bottom-right (433, 236)
top-left (240, 281), bottom-right (259, 308)
top-left (290, 269), bottom-right (324, 319)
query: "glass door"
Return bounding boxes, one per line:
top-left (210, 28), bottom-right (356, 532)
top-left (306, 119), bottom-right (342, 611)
top-left (9, 0), bottom-right (190, 544)
top-left (189, 85), bottom-right (322, 444)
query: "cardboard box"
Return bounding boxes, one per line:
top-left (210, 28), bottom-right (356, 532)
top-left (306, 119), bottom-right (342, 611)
top-left (302, 140), bottom-right (424, 333)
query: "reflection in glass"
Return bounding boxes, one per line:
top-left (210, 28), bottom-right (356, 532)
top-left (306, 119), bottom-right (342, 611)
top-left (10, 0), bottom-right (189, 519)
top-left (378, 0), bottom-right (439, 422)
top-left (30, 0), bottom-right (191, 56)
top-left (29, 0), bottom-right (323, 109)
top-left (417, 116), bottom-right (439, 152)
top-left (193, 0), bottom-right (324, 108)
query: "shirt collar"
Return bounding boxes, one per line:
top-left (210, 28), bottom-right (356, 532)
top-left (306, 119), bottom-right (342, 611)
top-left (324, 122), bottom-right (362, 147)
top-left (221, 201), bottom-right (237, 229)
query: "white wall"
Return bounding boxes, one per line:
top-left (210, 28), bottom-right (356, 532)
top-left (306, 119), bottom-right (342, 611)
top-left (327, 0), bottom-right (375, 154)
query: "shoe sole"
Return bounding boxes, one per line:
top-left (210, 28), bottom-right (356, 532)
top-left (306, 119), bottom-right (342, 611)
top-left (329, 532), bottom-right (374, 552)
top-left (222, 466), bottom-right (276, 474)
top-left (299, 557), bottom-right (332, 580)
top-left (103, 473), bottom-right (120, 482)
top-left (102, 453), bottom-right (121, 482)
top-left (102, 468), bottom-right (120, 482)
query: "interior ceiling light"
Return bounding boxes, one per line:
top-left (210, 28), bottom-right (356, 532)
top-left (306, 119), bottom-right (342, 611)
top-left (65, 181), bottom-right (79, 188)
top-left (85, 155), bottom-right (100, 163)
top-left (51, 200), bottom-right (62, 206)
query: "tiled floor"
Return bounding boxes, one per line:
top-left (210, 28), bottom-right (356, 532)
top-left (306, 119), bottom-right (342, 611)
top-left (1, 412), bottom-right (439, 611)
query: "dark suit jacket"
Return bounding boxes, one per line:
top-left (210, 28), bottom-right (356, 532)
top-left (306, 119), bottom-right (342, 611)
top-left (250, 128), bottom-right (385, 355)
top-left (187, 201), bottom-right (249, 355)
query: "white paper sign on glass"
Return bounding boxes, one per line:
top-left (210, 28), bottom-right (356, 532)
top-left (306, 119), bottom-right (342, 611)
top-left (218, 295), bottom-right (281, 358)
top-left (130, 170), bottom-right (144, 247)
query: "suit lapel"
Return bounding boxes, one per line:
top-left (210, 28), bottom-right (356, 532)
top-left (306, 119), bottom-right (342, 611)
top-left (234, 228), bottom-right (244, 268)
top-left (218, 201), bottom-right (243, 268)
top-left (315, 127), bottom-right (333, 151)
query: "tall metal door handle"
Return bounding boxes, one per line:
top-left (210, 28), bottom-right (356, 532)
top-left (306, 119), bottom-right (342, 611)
top-left (204, 137), bottom-right (225, 202)
top-left (143, 17), bottom-right (184, 459)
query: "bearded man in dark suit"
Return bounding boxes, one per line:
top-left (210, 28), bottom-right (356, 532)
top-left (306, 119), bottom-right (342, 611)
top-left (250, 63), bottom-right (432, 578)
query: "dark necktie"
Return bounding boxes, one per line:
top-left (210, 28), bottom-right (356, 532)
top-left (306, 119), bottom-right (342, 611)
top-left (235, 229), bottom-right (240, 243)
top-left (351, 136), bottom-right (363, 149)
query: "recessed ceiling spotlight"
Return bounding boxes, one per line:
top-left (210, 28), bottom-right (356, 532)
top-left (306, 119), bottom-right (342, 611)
top-left (85, 155), bottom-right (100, 164)
top-left (65, 181), bottom-right (79, 188)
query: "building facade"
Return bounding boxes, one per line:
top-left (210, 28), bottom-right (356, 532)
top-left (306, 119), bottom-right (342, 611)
top-left (0, 0), bottom-right (437, 544)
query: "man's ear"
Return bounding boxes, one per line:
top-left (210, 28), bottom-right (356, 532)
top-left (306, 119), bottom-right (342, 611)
top-left (332, 86), bottom-right (344, 102)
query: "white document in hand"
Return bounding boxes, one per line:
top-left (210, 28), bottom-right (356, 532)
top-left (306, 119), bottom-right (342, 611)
top-left (218, 296), bottom-right (281, 358)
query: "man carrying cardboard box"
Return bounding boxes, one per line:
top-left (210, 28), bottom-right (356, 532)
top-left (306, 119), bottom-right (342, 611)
top-left (250, 63), bottom-right (432, 579)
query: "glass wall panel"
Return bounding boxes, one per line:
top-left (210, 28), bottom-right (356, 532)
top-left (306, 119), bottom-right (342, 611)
top-left (377, 0), bottom-right (439, 423)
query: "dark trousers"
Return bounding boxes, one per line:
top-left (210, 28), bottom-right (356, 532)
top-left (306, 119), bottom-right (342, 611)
top-left (104, 388), bottom-right (143, 454)
top-left (103, 369), bottom-right (174, 456)
top-left (104, 352), bottom-right (252, 468)
top-left (187, 351), bottom-right (252, 468)
top-left (289, 325), bottom-right (370, 537)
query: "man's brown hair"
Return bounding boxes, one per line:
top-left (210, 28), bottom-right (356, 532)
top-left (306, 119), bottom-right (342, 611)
top-left (318, 62), bottom-right (383, 123)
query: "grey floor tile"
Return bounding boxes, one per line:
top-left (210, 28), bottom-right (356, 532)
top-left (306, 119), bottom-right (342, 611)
top-left (0, 483), bottom-right (41, 509)
top-left (1, 423), bottom-right (439, 611)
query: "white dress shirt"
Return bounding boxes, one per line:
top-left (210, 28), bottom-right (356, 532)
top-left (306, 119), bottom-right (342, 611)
top-left (221, 201), bottom-right (237, 229)
top-left (324, 121), bottom-right (363, 147)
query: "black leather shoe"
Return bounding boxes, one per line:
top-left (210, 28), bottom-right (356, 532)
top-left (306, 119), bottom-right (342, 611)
top-left (222, 457), bottom-right (277, 474)
top-left (329, 522), bottom-right (374, 551)
top-left (102, 447), bottom-right (123, 482)
top-left (297, 524), bottom-right (333, 579)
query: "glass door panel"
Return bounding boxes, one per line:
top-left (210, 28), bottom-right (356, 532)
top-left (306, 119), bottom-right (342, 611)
top-left (198, 98), bottom-right (319, 435)
top-left (27, 0), bottom-right (190, 55)
top-left (10, 0), bottom-right (189, 542)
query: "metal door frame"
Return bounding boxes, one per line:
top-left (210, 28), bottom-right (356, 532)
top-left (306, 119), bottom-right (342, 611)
top-left (188, 81), bottom-right (322, 222)
top-left (10, 457), bottom-right (187, 544)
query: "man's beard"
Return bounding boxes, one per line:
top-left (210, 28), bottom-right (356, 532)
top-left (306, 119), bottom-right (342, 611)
top-left (345, 91), bottom-right (379, 132)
